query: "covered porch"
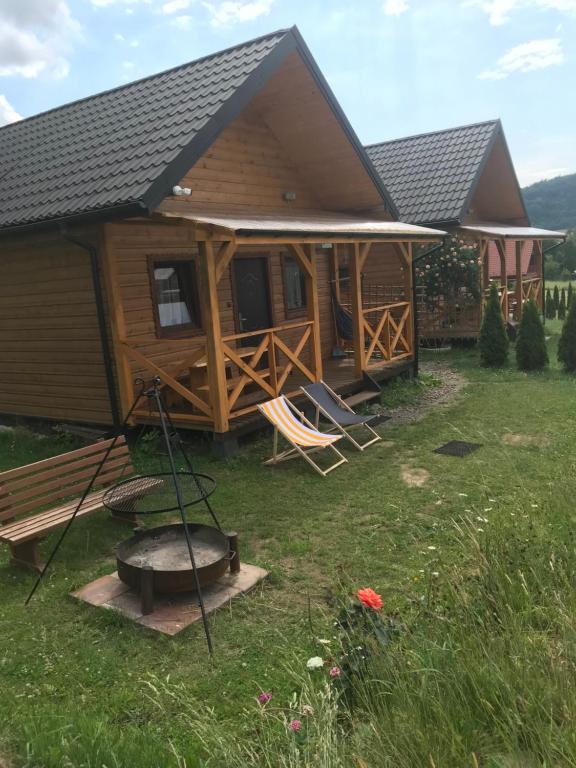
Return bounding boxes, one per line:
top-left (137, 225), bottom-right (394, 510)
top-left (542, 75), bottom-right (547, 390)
top-left (462, 224), bottom-right (565, 324)
top-left (108, 211), bottom-right (443, 434)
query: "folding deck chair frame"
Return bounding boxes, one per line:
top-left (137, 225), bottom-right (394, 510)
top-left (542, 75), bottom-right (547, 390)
top-left (257, 395), bottom-right (348, 478)
top-left (300, 380), bottom-right (382, 451)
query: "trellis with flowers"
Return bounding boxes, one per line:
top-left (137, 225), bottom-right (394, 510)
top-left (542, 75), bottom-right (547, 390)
top-left (415, 235), bottom-right (482, 314)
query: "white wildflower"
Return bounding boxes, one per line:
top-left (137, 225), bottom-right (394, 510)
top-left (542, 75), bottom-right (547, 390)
top-left (306, 656), bottom-right (324, 670)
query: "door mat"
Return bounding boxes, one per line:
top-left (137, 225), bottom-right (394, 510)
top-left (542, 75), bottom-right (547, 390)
top-left (433, 440), bottom-right (482, 457)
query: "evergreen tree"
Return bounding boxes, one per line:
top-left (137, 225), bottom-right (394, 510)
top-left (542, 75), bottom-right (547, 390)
top-left (545, 288), bottom-right (555, 319)
top-left (479, 282), bottom-right (509, 367)
top-left (568, 282), bottom-right (573, 309)
top-left (516, 299), bottom-right (548, 371)
top-left (558, 296), bottom-right (576, 372)
top-left (559, 288), bottom-right (567, 320)
top-left (553, 284), bottom-right (560, 313)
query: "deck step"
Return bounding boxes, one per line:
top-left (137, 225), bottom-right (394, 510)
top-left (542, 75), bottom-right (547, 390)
top-left (344, 389), bottom-right (381, 409)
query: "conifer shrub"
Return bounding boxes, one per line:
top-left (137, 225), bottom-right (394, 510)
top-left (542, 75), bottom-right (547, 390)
top-left (545, 288), bottom-right (555, 319)
top-left (553, 285), bottom-right (560, 313)
top-left (568, 282), bottom-right (573, 309)
top-left (559, 288), bottom-right (567, 320)
top-left (558, 296), bottom-right (576, 372)
top-left (479, 282), bottom-right (509, 367)
top-left (516, 299), bottom-right (548, 371)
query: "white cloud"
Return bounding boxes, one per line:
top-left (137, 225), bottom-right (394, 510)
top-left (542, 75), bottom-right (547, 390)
top-left (0, 94), bottom-right (22, 125)
top-left (383, 0), bottom-right (410, 15)
top-left (0, 0), bottom-right (80, 79)
top-left (172, 14), bottom-right (193, 26)
top-left (479, 38), bottom-right (564, 79)
top-left (466, 0), bottom-right (576, 25)
top-left (114, 32), bottom-right (125, 40)
top-left (203, 0), bottom-right (273, 26)
top-left (91, 0), bottom-right (151, 7)
top-left (162, 0), bottom-right (190, 12)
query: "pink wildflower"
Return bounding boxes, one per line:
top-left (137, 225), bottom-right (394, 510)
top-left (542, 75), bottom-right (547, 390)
top-left (289, 719), bottom-right (302, 732)
top-left (258, 692), bottom-right (272, 705)
top-left (329, 666), bottom-right (341, 678)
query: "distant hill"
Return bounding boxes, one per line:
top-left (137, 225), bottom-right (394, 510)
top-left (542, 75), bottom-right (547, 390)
top-left (522, 173), bottom-right (576, 231)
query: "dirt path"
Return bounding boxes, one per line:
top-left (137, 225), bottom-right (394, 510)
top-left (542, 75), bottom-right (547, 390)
top-left (376, 360), bottom-right (466, 428)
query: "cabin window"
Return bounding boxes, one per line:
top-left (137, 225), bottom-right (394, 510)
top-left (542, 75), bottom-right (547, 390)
top-left (283, 254), bottom-right (307, 313)
top-left (151, 259), bottom-right (201, 335)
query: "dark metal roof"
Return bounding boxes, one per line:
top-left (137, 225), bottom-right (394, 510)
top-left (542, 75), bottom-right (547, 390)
top-left (0, 26), bottom-right (398, 233)
top-left (366, 120), bottom-right (501, 225)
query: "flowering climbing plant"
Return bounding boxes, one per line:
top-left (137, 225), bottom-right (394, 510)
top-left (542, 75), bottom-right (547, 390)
top-left (415, 235), bottom-right (481, 309)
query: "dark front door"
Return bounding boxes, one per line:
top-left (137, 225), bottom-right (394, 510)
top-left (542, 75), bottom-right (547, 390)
top-left (233, 257), bottom-right (272, 346)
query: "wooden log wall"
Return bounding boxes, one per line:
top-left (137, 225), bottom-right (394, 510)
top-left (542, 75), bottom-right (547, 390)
top-left (0, 231), bottom-right (113, 424)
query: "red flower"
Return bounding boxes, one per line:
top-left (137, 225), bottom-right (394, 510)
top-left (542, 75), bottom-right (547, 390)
top-left (357, 588), bottom-right (383, 611)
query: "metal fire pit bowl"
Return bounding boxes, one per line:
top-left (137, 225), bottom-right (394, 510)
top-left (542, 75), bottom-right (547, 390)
top-left (116, 523), bottom-right (231, 594)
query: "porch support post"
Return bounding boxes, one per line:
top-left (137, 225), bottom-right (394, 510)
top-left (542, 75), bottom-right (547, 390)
top-left (515, 240), bottom-right (523, 321)
top-left (495, 239), bottom-right (508, 322)
top-left (403, 242), bottom-right (414, 355)
top-left (534, 240), bottom-right (544, 312)
top-left (350, 242), bottom-right (365, 377)
top-left (199, 241), bottom-right (229, 434)
top-left (480, 238), bottom-right (489, 295)
top-left (306, 244), bottom-right (323, 381)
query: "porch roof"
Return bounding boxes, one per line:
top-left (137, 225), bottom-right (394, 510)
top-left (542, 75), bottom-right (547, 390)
top-left (157, 209), bottom-right (446, 240)
top-left (460, 223), bottom-right (566, 240)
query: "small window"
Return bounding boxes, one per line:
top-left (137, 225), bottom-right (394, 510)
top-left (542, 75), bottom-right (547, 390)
top-left (283, 254), bottom-right (307, 312)
top-left (152, 260), bottom-right (201, 335)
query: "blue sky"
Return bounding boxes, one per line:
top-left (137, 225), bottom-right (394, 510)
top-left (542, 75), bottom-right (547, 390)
top-left (1, 0), bottom-right (575, 186)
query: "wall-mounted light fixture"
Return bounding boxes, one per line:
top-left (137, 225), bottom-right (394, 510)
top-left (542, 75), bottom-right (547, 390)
top-left (283, 191), bottom-right (297, 202)
top-left (172, 185), bottom-right (192, 196)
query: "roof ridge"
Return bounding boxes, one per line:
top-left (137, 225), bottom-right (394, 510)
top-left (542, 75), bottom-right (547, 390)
top-left (365, 119), bottom-right (500, 149)
top-left (0, 27), bottom-right (291, 133)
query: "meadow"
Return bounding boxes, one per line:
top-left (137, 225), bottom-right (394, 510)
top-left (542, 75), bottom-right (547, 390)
top-left (1, 318), bottom-right (576, 767)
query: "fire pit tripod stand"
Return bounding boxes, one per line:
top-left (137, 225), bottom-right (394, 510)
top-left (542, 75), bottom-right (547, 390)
top-left (26, 378), bottom-right (233, 655)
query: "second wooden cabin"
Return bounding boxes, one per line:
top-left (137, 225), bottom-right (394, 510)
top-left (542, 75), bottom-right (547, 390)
top-left (367, 120), bottom-right (565, 340)
top-left (0, 26), bottom-right (443, 449)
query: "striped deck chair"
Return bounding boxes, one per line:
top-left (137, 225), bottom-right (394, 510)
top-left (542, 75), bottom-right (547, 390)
top-left (300, 381), bottom-right (381, 451)
top-left (257, 396), bottom-right (348, 477)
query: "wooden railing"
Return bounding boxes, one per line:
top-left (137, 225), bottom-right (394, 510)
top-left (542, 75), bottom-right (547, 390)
top-left (361, 301), bottom-right (412, 368)
top-left (118, 320), bottom-right (320, 426)
top-left (521, 275), bottom-right (542, 305)
top-left (221, 320), bottom-right (318, 419)
top-left (121, 341), bottom-right (213, 424)
top-left (483, 283), bottom-right (514, 320)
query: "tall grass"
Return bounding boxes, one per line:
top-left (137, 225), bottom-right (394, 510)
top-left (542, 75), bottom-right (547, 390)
top-left (160, 510), bottom-right (576, 767)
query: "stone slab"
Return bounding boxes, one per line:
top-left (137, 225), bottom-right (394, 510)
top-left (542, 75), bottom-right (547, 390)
top-left (71, 564), bottom-right (268, 636)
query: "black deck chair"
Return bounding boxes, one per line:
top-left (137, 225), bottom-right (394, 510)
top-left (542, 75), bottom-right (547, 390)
top-left (300, 381), bottom-right (381, 451)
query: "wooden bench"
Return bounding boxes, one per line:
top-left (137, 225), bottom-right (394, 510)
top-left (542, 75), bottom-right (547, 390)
top-left (0, 436), bottom-right (156, 572)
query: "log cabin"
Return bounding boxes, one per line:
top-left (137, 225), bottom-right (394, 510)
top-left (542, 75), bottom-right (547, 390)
top-left (366, 120), bottom-right (565, 341)
top-left (0, 26), bottom-right (444, 449)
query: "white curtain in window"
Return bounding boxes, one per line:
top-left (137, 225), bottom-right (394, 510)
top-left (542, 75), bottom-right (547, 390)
top-left (155, 266), bottom-right (192, 327)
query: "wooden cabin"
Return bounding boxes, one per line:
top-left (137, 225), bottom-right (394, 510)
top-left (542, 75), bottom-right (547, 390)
top-left (366, 120), bottom-right (565, 340)
top-left (0, 27), bottom-right (443, 447)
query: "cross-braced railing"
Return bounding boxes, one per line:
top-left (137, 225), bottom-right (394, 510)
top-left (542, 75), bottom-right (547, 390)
top-left (361, 301), bottom-right (412, 368)
top-left (221, 320), bottom-right (318, 419)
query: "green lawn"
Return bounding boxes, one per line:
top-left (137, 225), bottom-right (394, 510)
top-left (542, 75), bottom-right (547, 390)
top-left (2, 322), bottom-right (576, 766)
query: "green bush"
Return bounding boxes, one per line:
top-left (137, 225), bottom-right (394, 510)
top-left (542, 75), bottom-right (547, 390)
top-left (568, 282), bottom-right (574, 309)
top-left (479, 282), bottom-right (508, 367)
top-left (516, 299), bottom-right (548, 371)
top-left (558, 295), bottom-right (576, 371)
top-left (553, 284), bottom-right (560, 312)
top-left (545, 287), bottom-right (555, 319)
top-left (559, 288), bottom-right (567, 320)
